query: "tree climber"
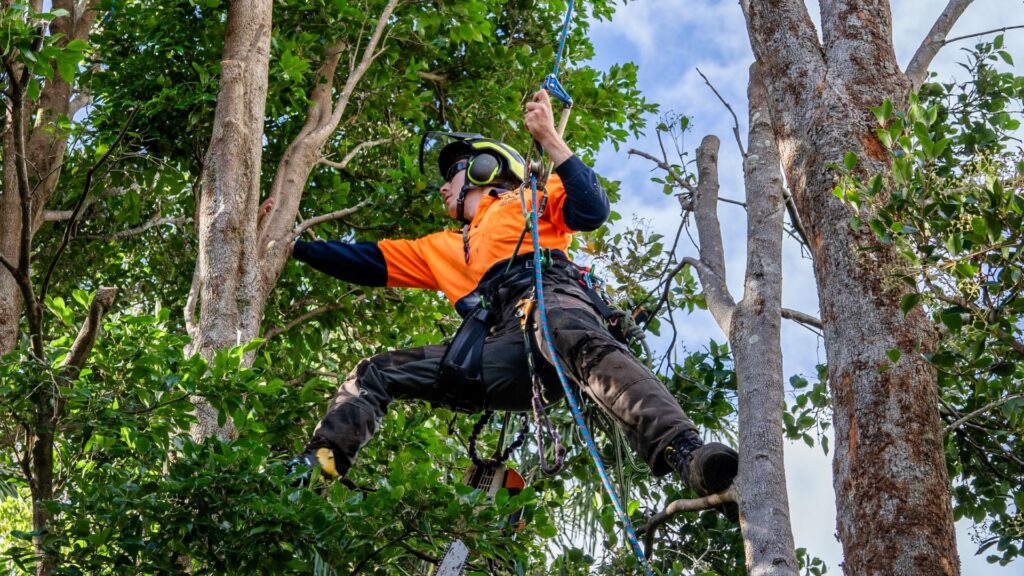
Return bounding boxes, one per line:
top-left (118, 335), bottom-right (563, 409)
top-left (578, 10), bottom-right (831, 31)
top-left (286, 90), bottom-right (739, 515)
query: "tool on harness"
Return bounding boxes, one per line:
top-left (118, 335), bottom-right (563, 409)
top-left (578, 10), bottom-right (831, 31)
top-left (516, 290), bottom-right (567, 475)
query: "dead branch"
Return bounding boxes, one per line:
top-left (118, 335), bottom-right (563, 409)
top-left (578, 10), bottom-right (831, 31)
top-left (696, 68), bottom-right (745, 158)
top-left (943, 393), bottom-right (1023, 435)
top-left (416, 70), bottom-right (446, 83)
top-left (780, 307), bottom-right (822, 329)
top-left (319, 137), bottom-right (394, 170)
top-left (78, 216), bottom-right (190, 241)
top-left (295, 198), bottom-right (371, 237)
top-left (691, 136), bottom-right (736, 334)
top-left (641, 485), bottom-right (738, 557)
top-left (62, 287), bottom-right (117, 378)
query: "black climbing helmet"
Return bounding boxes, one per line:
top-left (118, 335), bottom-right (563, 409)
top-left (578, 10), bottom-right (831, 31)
top-left (419, 131), bottom-right (526, 189)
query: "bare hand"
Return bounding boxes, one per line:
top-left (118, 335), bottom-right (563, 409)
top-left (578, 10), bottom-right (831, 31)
top-left (524, 89), bottom-right (573, 166)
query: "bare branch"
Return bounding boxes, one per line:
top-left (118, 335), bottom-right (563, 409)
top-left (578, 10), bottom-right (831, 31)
top-left (78, 216), bottom-right (190, 241)
top-left (691, 136), bottom-right (736, 334)
top-left (906, 0), bottom-right (976, 90)
top-left (39, 106), bottom-right (138, 308)
top-left (781, 307), bottom-right (822, 329)
top-left (416, 70), bottom-right (446, 83)
top-left (696, 68), bottom-right (745, 157)
top-left (941, 24), bottom-right (1024, 46)
top-left (68, 92), bottom-right (92, 116)
top-left (263, 302), bottom-right (349, 341)
top-left (295, 199), bottom-right (371, 237)
top-left (62, 287), bottom-right (117, 378)
top-left (642, 486), bottom-right (737, 557)
top-left (627, 148), bottom-right (697, 195)
top-left (782, 187), bottom-right (810, 249)
top-left (684, 256), bottom-right (735, 335)
top-left (319, 137), bottom-right (394, 170)
top-left (328, 0), bottom-right (401, 128)
top-left (0, 252), bottom-right (18, 277)
top-left (943, 393), bottom-right (1023, 435)
top-left (43, 210), bottom-right (73, 222)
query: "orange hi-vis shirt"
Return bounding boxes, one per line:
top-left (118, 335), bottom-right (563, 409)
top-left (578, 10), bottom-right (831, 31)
top-left (293, 155), bottom-right (608, 315)
top-left (378, 177), bottom-right (573, 305)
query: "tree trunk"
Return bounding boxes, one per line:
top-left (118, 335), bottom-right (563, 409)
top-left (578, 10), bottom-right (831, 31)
top-left (731, 64), bottom-right (798, 576)
top-left (0, 0), bottom-right (97, 356)
top-left (185, 0), bottom-right (398, 440)
top-left (186, 0), bottom-right (273, 441)
top-left (743, 2), bottom-right (959, 574)
top-left (1, 118), bottom-right (23, 354)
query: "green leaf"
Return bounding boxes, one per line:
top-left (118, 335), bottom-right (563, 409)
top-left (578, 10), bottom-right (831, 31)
top-left (886, 348), bottom-right (902, 363)
top-left (843, 151), bottom-right (858, 170)
top-left (900, 293), bottom-right (922, 315)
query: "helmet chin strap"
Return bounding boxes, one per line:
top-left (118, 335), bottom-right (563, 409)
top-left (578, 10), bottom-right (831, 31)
top-left (455, 181), bottom-right (478, 224)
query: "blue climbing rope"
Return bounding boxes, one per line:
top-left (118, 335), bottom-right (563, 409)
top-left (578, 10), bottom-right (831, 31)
top-left (524, 5), bottom-right (655, 572)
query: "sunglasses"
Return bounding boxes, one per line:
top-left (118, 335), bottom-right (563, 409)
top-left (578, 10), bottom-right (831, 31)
top-left (444, 160), bottom-right (469, 184)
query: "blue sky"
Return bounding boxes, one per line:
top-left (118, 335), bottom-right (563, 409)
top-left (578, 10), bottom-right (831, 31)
top-left (584, 0), bottom-right (1023, 573)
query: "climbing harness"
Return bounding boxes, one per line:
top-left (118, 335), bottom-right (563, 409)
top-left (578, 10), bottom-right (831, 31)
top-left (515, 1), bottom-right (655, 573)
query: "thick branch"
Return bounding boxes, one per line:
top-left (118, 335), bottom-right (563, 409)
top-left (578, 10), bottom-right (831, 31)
top-left (691, 136), bottom-right (736, 334)
top-left (294, 198), bottom-right (371, 237)
top-left (684, 256), bottom-right (735, 335)
top-left (62, 287), bottom-right (117, 378)
top-left (642, 486), bottom-right (737, 557)
top-left (906, 0), bottom-right (976, 90)
top-left (943, 393), bottom-right (1023, 435)
top-left (319, 137), bottom-right (393, 170)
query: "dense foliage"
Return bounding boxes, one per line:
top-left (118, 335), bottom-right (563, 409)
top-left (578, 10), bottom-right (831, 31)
top-left (0, 1), bottom-right (750, 574)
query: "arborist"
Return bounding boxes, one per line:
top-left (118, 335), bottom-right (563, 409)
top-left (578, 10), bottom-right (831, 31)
top-left (286, 89), bottom-right (738, 517)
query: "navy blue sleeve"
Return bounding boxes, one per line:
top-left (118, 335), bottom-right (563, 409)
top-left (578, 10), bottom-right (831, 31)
top-left (292, 240), bottom-right (388, 286)
top-left (557, 155), bottom-right (610, 232)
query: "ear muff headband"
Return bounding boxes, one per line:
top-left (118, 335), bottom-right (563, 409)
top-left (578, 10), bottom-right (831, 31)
top-left (467, 153), bottom-right (501, 186)
top-left (466, 141), bottom-right (526, 184)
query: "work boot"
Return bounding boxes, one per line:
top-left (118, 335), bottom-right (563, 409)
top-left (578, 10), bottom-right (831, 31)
top-left (664, 429), bottom-right (739, 521)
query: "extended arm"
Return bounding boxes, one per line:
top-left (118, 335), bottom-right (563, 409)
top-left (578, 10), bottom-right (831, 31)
top-left (292, 240), bottom-right (388, 286)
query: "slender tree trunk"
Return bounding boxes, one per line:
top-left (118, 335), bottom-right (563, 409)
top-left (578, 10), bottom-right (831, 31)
top-left (732, 64), bottom-right (797, 576)
top-left (185, 0), bottom-right (398, 440)
top-left (186, 0), bottom-right (273, 441)
top-left (0, 0), bottom-right (97, 356)
top-left (743, 2), bottom-right (958, 574)
top-left (1, 117), bottom-right (23, 354)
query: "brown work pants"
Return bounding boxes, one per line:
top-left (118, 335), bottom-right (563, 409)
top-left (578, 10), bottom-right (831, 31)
top-left (306, 264), bottom-right (697, 477)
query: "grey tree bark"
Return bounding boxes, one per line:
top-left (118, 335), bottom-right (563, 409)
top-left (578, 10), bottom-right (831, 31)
top-left (730, 65), bottom-right (797, 576)
top-left (634, 65), bottom-right (798, 575)
top-left (185, 0), bottom-right (399, 440)
top-left (741, 1), bottom-right (967, 573)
